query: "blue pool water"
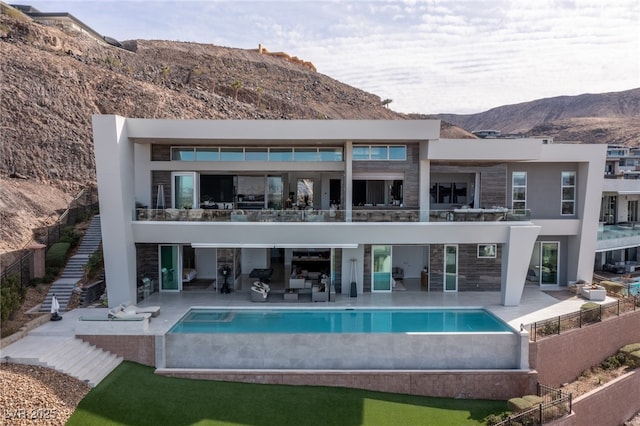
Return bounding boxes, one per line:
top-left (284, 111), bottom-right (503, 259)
top-left (168, 308), bottom-right (513, 334)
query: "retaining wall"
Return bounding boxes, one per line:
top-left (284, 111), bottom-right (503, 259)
top-left (530, 310), bottom-right (640, 386)
top-left (78, 334), bottom-right (155, 366)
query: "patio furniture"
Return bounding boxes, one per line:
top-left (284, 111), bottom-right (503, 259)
top-left (579, 284), bottom-right (606, 301)
top-left (392, 267), bottom-right (404, 280)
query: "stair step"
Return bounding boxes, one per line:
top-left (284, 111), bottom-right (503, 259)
top-left (86, 356), bottom-right (123, 386)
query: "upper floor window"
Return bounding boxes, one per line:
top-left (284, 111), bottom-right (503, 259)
top-left (512, 171), bottom-right (527, 211)
top-left (561, 171), bottom-right (576, 215)
top-left (352, 145), bottom-right (406, 161)
top-left (171, 146), bottom-right (342, 162)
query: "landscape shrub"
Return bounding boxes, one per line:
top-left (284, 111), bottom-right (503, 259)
top-left (484, 412), bottom-right (509, 426)
top-left (522, 395), bottom-right (544, 405)
top-left (600, 352), bottom-right (626, 370)
top-left (507, 397), bottom-right (533, 412)
top-left (599, 280), bottom-right (625, 295)
top-left (84, 249), bottom-right (103, 280)
top-left (46, 242), bottom-right (71, 267)
top-left (580, 302), bottom-right (601, 323)
top-left (629, 351), bottom-right (640, 367)
top-left (59, 226), bottom-right (80, 246)
top-left (0, 274), bottom-right (26, 322)
top-left (620, 343), bottom-right (640, 355)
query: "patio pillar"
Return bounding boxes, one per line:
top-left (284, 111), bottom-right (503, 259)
top-left (501, 225), bottom-right (540, 306)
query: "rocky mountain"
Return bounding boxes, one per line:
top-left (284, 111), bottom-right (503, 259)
top-left (0, 5), bottom-right (474, 257)
top-left (436, 88), bottom-right (640, 144)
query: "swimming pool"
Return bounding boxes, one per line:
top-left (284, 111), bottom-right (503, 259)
top-left (168, 308), bottom-right (512, 334)
top-left (162, 308), bottom-right (525, 370)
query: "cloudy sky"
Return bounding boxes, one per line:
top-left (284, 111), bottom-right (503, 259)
top-left (26, 0), bottom-right (640, 114)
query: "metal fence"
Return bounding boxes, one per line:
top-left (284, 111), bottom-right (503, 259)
top-left (0, 186), bottom-right (99, 288)
top-left (494, 383), bottom-right (572, 426)
top-left (531, 295), bottom-right (640, 341)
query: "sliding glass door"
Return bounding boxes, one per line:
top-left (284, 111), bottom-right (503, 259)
top-left (372, 245), bottom-right (392, 292)
top-left (172, 172), bottom-right (197, 209)
top-left (444, 245), bottom-right (458, 292)
top-left (159, 245), bottom-right (180, 291)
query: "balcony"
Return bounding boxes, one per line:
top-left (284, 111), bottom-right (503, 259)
top-left (133, 208), bottom-right (531, 223)
top-left (597, 223), bottom-right (640, 251)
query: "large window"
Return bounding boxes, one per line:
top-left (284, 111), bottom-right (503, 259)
top-left (561, 171), bottom-right (576, 215)
top-left (171, 146), bottom-right (342, 162)
top-left (353, 180), bottom-right (403, 206)
top-left (430, 182), bottom-right (468, 205)
top-left (512, 172), bottom-right (527, 211)
top-left (352, 145), bottom-right (406, 161)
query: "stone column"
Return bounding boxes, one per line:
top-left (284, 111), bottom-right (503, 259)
top-left (28, 242), bottom-right (47, 279)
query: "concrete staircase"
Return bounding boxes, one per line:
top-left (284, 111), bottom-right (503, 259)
top-left (1, 335), bottom-right (122, 387)
top-left (40, 215), bottom-right (102, 313)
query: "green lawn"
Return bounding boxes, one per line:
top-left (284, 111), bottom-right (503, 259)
top-left (68, 362), bottom-right (507, 425)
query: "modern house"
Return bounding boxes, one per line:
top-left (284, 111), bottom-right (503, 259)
top-left (596, 145), bottom-right (640, 272)
top-left (92, 116), bottom-right (606, 308)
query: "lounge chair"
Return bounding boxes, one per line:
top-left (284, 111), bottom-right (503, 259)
top-left (109, 306), bottom-right (152, 320)
top-left (119, 302), bottom-right (161, 317)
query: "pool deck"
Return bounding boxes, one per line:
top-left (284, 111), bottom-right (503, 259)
top-left (1, 284), bottom-right (617, 390)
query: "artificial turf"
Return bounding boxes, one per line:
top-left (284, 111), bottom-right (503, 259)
top-left (67, 362), bottom-right (507, 425)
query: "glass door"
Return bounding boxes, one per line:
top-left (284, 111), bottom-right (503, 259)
top-left (172, 172), bottom-right (197, 209)
top-left (541, 242), bottom-right (559, 285)
top-left (444, 245), bottom-right (458, 292)
top-left (159, 245), bottom-right (180, 291)
top-left (267, 176), bottom-right (283, 209)
top-left (372, 245), bottom-right (392, 292)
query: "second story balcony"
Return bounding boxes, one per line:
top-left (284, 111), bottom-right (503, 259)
top-left (597, 223), bottom-right (640, 251)
top-left (133, 208), bottom-right (532, 223)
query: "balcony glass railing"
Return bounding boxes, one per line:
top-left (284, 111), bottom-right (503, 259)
top-left (597, 223), bottom-right (640, 241)
top-left (133, 208), bottom-right (532, 223)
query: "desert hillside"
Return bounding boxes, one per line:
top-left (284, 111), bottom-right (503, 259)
top-left (0, 6), bottom-right (475, 257)
top-left (436, 88), bottom-right (640, 144)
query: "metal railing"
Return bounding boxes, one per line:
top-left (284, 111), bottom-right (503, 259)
top-left (132, 208), bottom-right (532, 223)
top-left (0, 186), bottom-right (99, 289)
top-left (531, 295), bottom-right (639, 341)
top-left (495, 384), bottom-right (572, 426)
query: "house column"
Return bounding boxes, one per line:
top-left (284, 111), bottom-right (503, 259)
top-left (93, 115), bottom-right (138, 307)
top-left (345, 140), bottom-right (353, 222)
top-left (501, 225), bottom-right (541, 306)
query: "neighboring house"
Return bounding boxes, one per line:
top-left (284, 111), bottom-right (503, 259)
top-left (596, 145), bottom-right (640, 273)
top-left (10, 4), bottom-right (116, 46)
top-left (92, 116), bottom-right (605, 308)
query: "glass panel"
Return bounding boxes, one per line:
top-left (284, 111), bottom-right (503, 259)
top-left (562, 202), bottom-right (575, 215)
top-left (513, 187), bottom-right (526, 201)
top-left (171, 148), bottom-right (195, 161)
top-left (318, 148), bottom-right (343, 161)
top-left (541, 242), bottom-right (558, 285)
top-left (562, 187), bottom-right (575, 201)
top-left (372, 245), bottom-right (392, 291)
top-left (237, 176), bottom-right (265, 207)
top-left (388, 146), bottom-right (406, 160)
top-left (353, 146), bottom-right (369, 160)
top-left (195, 148), bottom-right (219, 161)
top-left (297, 178), bottom-right (314, 207)
top-left (245, 148), bottom-right (268, 161)
top-left (173, 173), bottom-right (195, 209)
top-left (562, 172), bottom-right (575, 186)
top-left (513, 201), bottom-right (526, 211)
top-left (513, 172), bottom-right (526, 186)
top-left (269, 148), bottom-right (293, 161)
top-left (444, 245), bottom-right (457, 291)
top-left (370, 146), bottom-right (388, 160)
top-left (438, 183), bottom-right (452, 203)
top-left (220, 147), bottom-right (243, 161)
top-left (453, 183), bottom-right (467, 204)
top-left (293, 148), bottom-right (319, 161)
top-left (267, 176), bottom-right (283, 209)
top-left (160, 245), bottom-right (179, 291)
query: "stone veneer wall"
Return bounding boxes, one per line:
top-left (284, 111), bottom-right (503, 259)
top-left (429, 244), bottom-right (501, 292)
top-left (157, 369), bottom-right (537, 401)
top-left (136, 243), bottom-right (159, 286)
top-left (151, 144), bottom-right (170, 161)
top-left (530, 310), bottom-right (640, 387)
top-left (151, 170), bottom-right (171, 209)
top-left (78, 335), bottom-right (156, 366)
